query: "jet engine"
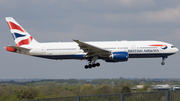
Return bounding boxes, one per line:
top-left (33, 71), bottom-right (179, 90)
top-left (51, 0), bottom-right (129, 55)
top-left (105, 52), bottom-right (128, 62)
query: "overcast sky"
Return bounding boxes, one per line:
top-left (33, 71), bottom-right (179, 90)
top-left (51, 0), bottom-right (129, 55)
top-left (0, 0), bottom-right (180, 79)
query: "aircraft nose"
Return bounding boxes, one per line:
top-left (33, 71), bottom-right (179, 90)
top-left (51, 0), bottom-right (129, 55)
top-left (175, 48), bottom-right (179, 53)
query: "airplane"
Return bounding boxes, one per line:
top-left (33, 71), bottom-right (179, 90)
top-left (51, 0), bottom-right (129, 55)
top-left (5, 17), bottom-right (179, 69)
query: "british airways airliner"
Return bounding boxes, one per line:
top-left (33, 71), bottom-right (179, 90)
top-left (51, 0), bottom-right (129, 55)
top-left (5, 17), bottom-right (179, 69)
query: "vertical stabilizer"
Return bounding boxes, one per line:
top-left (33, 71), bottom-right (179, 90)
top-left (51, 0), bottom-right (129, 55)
top-left (5, 17), bottom-right (38, 46)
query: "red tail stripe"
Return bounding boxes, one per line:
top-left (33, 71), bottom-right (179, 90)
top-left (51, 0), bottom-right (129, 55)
top-left (7, 22), bottom-right (12, 30)
top-left (16, 36), bottom-right (33, 46)
top-left (7, 22), bottom-right (25, 32)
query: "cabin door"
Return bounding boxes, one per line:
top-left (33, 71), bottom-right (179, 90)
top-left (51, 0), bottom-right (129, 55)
top-left (41, 46), bottom-right (46, 55)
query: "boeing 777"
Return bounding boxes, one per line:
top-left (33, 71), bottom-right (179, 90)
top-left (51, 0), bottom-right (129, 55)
top-left (5, 17), bottom-right (179, 69)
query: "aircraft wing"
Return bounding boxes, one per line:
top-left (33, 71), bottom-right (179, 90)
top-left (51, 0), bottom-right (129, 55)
top-left (73, 39), bottom-right (111, 57)
top-left (7, 45), bottom-right (31, 50)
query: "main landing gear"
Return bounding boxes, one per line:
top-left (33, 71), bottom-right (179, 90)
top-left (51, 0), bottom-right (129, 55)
top-left (161, 56), bottom-right (167, 65)
top-left (84, 63), bottom-right (100, 69)
top-left (84, 56), bottom-right (100, 69)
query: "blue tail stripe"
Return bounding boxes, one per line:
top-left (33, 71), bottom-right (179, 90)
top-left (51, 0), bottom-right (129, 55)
top-left (14, 33), bottom-right (26, 38)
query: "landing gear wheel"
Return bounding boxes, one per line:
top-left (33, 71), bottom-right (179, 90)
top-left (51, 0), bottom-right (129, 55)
top-left (96, 63), bottom-right (100, 67)
top-left (92, 64), bottom-right (96, 67)
top-left (161, 62), bottom-right (165, 65)
top-left (85, 65), bottom-right (89, 69)
top-left (89, 64), bottom-right (92, 69)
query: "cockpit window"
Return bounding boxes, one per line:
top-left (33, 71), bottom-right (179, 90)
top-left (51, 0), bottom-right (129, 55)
top-left (171, 46), bottom-right (176, 48)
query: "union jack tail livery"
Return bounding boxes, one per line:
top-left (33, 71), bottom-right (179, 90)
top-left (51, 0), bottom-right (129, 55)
top-left (5, 17), bottom-right (38, 46)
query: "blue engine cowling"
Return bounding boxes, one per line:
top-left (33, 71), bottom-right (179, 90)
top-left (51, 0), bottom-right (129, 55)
top-left (105, 52), bottom-right (128, 62)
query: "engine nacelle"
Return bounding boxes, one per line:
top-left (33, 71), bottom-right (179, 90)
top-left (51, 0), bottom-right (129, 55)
top-left (106, 52), bottom-right (128, 62)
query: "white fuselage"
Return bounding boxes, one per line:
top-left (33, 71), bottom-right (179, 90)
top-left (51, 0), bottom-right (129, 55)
top-left (19, 40), bottom-right (178, 60)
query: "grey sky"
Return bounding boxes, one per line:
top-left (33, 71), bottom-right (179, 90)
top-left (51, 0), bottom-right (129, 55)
top-left (0, 0), bottom-right (180, 79)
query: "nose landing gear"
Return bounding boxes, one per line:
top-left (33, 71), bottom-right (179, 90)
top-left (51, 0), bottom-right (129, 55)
top-left (161, 56), bottom-right (167, 65)
top-left (161, 62), bottom-right (165, 65)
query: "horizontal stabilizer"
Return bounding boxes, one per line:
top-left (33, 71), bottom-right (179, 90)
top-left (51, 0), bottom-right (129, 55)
top-left (7, 45), bottom-right (31, 50)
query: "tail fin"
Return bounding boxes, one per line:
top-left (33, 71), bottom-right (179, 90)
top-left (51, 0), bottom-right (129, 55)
top-left (5, 17), bottom-right (38, 46)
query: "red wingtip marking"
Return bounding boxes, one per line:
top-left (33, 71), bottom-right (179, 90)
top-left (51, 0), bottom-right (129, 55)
top-left (6, 46), bottom-right (17, 52)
